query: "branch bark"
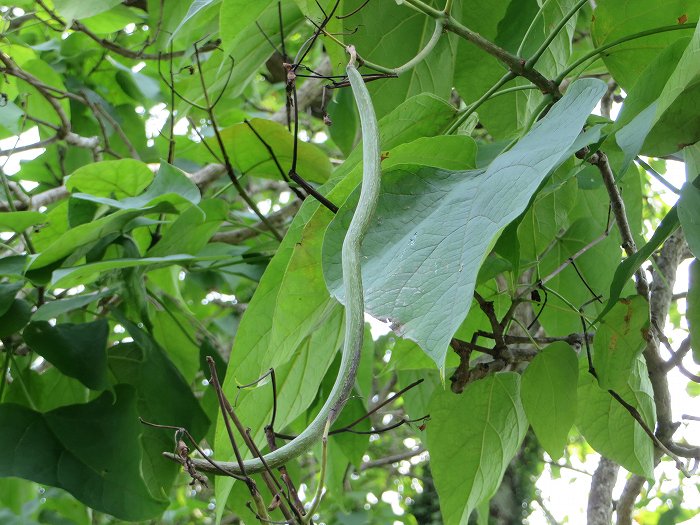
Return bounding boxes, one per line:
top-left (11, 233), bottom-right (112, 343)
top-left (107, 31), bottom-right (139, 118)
top-left (0, 164), bottom-right (226, 212)
top-left (587, 456), bottom-right (619, 525)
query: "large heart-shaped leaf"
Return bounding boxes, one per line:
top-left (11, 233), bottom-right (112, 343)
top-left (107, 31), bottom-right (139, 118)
top-left (23, 319), bottom-right (110, 391)
top-left (323, 79), bottom-right (607, 367)
top-left (0, 385), bottom-right (167, 520)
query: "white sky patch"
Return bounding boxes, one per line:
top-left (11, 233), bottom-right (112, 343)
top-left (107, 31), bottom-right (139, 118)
top-left (0, 127), bottom-right (44, 175)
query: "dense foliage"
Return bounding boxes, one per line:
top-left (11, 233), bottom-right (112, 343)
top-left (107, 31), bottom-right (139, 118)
top-left (0, 0), bottom-right (698, 524)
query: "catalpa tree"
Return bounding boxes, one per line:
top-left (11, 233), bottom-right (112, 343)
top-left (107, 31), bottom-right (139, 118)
top-left (0, 1), bottom-right (698, 524)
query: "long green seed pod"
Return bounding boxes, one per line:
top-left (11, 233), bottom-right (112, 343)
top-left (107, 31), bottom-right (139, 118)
top-left (168, 47), bottom-right (381, 476)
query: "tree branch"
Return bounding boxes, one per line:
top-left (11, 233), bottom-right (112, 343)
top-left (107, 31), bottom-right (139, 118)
top-left (587, 456), bottom-right (619, 525)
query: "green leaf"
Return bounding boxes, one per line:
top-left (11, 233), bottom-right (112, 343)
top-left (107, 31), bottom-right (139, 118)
top-left (323, 79), bottom-right (607, 367)
top-left (65, 159), bottom-right (155, 199)
top-left (593, 296), bottom-right (650, 391)
top-left (109, 318), bottom-right (210, 500)
top-left (3, 366), bottom-right (89, 411)
top-left (688, 259), bottom-right (700, 363)
top-left (0, 211), bottom-right (44, 234)
top-left (54, 0), bottom-right (122, 21)
top-left (32, 290), bottom-right (113, 321)
top-left (49, 254), bottom-right (207, 289)
top-left (23, 320), bottom-right (109, 391)
top-left (0, 100), bottom-right (24, 135)
top-left (597, 207), bottom-right (680, 322)
top-left (0, 299), bottom-right (31, 338)
top-left (220, 0), bottom-right (273, 58)
top-left (341, 0), bottom-right (457, 118)
top-left (214, 307), bottom-right (344, 523)
top-left (576, 356), bottom-right (656, 478)
top-left (521, 342), bottom-right (578, 459)
top-left (73, 162), bottom-right (200, 210)
top-left (170, 0), bottom-right (218, 42)
top-left (679, 181), bottom-right (700, 258)
top-left (615, 23), bottom-right (700, 159)
top-left (591, 0), bottom-right (700, 91)
top-left (147, 199), bottom-right (227, 257)
top-left (27, 207), bottom-right (161, 271)
top-left (199, 1), bottom-right (303, 101)
top-left (0, 282), bottom-right (23, 317)
top-left (0, 385), bottom-right (167, 520)
top-left (428, 373), bottom-right (527, 525)
top-left (217, 119), bottom-right (331, 183)
top-left (151, 296), bottom-right (201, 382)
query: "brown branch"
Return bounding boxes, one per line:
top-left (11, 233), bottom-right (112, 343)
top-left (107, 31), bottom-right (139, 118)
top-left (0, 163), bottom-right (226, 212)
top-left (212, 200), bottom-right (301, 244)
top-left (35, 0), bottom-right (219, 61)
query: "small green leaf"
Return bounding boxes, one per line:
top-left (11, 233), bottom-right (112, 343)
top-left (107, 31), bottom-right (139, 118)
top-left (50, 254), bottom-right (204, 289)
top-left (688, 259), bottom-right (700, 364)
top-left (0, 282), bottom-right (23, 317)
top-left (0, 299), bottom-right (31, 338)
top-left (0, 211), bottom-right (45, 233)
top-left (28, 207), bottom-right (163, 271)
top-left (54, 0), bottom-right (122, 21)
top-left (66, 159), bottom-right (154, 199)
top-left (428, 373), bottom-right (527, 525)
top-left (678, 182), bottom-right (700, 258)
top-left (170, 0), bottom-right (218, 42)
top-left (147, 199), bottom-right (228, 258)
top-left (577, 356), bottom-right (656, 478)
top-left (597, 207), bottom-right (680, 322)
top-left (594, 296), bottom-right (650, 391)
top-left (521, 342), bottom-right (578, 459)
top-left (32, 290), bottom-right (113, 321)
top-left (23, 320), bottom-right (109, 390)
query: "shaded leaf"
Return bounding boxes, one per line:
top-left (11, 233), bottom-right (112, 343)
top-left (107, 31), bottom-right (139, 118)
top-left (0, 282), bottom-right (23, 317)
top-left (72, 162), bottom-right (200, 211)
top-left (109, 319), bottom-right (210, 501)
top-left (0, 385), bottom-right (167, 520)
top-left (0, 299), bottom-right (31, 338)
top-left (147, 200), bottom-right (227, 257)
top-left (678, 181), bottom-right (700, 258)
top-left (342, 0), bottom-right (457, 118)
top-left (54, 0), bottom-right (122, 21)
top-left (593, 296), bottom-right (649, 391)
top-left (32, 290), bottom-right (113, 321)
top-left (689, 259), bottom-right (700, 364)
top-left (23, 320), bottom-right (109, 391)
